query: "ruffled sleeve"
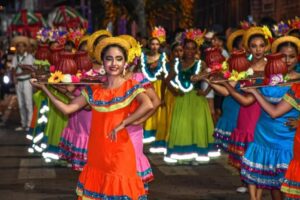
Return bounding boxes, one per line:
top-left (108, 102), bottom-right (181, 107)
top-left (283, 83), bottom-right (300, 110)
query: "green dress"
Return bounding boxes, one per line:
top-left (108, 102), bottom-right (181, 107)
top-left (166, 59), bottom-right (214, 161)
top-left (44, 86), bottom-right (69, 156)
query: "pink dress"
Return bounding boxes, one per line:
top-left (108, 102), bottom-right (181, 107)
top-left (127, 72), bottom-right (154, 192)
top-left (58, 88), bottom-right (92, 171)
top-left (227, 83), bottom-right (261, 169)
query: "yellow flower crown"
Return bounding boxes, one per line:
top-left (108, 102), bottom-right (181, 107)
top-left (242, 26), bottom-right (272, 51)
top-left (94, 37), bottom-right (130, 64)
top-left (271, 35), bottom-right (300, 53)
top-left (78, 35), bottom-right (90, 49)
top-left (87, 30), bottom-right (112, 58)
top-left (226, 29), bottom-right (245, 52)
top-left (118, 35), bottom-right (142, 64)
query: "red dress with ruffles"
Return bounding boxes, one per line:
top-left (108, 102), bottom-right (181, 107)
top-left (76, 79), bottom-right (147, 200)
top-left (281, 83), bottom-right (300, 199)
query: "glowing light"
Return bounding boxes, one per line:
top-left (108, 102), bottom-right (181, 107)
top-left (3, 75), bottom-right (10, 84)
top-left (33, 145), bottom-right (43, 153)
top-left (42, 152), bottom-right (59, 160)
top-left (37, 115), bottom-right (48, 124)
top-left (163, 156), bottom-right (178, 164)
top-left (142, 136), bottom-right (156, 144)
top-left (26, 134), bottom-right (33, 140)
top-left (40, 143), bottom-right (47, 149)
top-left (170, 153), bottom-right (198, 160)
top-left (149, 147), bottom-right (167, 154)
top-left (33, 132), bottom-right (44, 143)
top-left (141, 52), bottom-right (166, 82)
top-left (28, 148), bottom-right (34, 154)
top-left (195, 156), bottom-right (210, 162)
top-left (208, 151), bottom-right (221, 158)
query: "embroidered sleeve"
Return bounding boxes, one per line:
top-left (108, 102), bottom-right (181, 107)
top-left (81, 86), bottom-right (92, 104)
top-left (283, 84), bottom-right (300, 110)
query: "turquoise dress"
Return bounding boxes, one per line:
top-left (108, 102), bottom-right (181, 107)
top-left (166, 60), bottom-right (214, 160)
top-left (213, 95), bottom-right (240, 151)
top-left (241, 86), bottom-right (299, 189)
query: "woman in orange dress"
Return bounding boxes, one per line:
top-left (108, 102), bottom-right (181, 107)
top-left (30, 37), bottom-right (154, 200)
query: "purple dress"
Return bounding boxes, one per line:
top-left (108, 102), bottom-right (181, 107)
top-left (127, 72), bottom-right (154, 192)
top-left (58, 88), bottom-right (92, 171)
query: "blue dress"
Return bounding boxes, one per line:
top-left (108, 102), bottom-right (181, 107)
top-left (241, 86), bottom-right (299, 189)
top-left (213, 95), bottom-right (240, 151)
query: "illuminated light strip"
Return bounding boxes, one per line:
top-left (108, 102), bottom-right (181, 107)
top-left (170, 80), bottom-right (179, 89)
top-left (170, 153), bottom-right (198, 160)
top-left (195, 156), bottom-right (210, 162)
top-left (142, 136), bottom-right (156, 144)
top-left (40, 105), bottom-right (49, 114)
top-left (40, 143), bottom-right (47, 149)
top-left (42, 152), bottom-right (59, 160)
top-left (33, 144), bottom-right (43, 153)
top-left (28, 147), bottom-right (34, 154)
top-left (163, 156), bottom-right (178, 164)
top-left (208, 151), bottom-right (221, 158)
top-left (173, 59), bottom-right (202, 93)
top-left (33, 132), bottom-right (44, 143)
top-left (37, 115), bottom-right (48, 124)
top-left (26, 134), bottom-right (33, 141)
top-left (161, 53), bottom-right (168, 78)
top-left (141, 52), bottom-right (165, 82)
top-left (149, 147), bottom-right (167, 154)
top-left (44, 158), bottom-right (51, 163)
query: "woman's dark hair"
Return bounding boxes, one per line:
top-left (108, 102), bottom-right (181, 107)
top-left (232, 35), bottom-right (243, 50)
top-left (214, 33), bottom-right (226, 44)
top-left (101, 44), bottom-right (128, 62)
top-left (171, 41), bottom-right (182, 51)
top-left (149, 37), bottom-right (160, 44)
top-left (183, 39), bottom-right (197, 49)
top-left (94, 35), bottom-right (109, 48)
top-left (288, 29), bottom-right (300, 39)
top-left (248, 34), bottom-right (267, 47)
top-left (277, 41), bottom-right (298, 54)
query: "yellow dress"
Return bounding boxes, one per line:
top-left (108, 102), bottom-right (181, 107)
top-left (141, 52), bottom-right (167, 143)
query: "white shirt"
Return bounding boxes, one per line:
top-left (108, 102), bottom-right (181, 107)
top-left (11, 52), bottom-right (35, 80)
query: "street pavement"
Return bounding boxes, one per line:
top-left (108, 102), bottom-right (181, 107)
top-left (0, 95), bottom-right (272, 200)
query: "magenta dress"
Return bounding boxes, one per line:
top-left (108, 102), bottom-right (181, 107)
top-left (58, 88), bottom-right (92, 171)
top-left (127, 72), bottom-right (154, 192)
top-left (227, 83), bottom-right (261, 169)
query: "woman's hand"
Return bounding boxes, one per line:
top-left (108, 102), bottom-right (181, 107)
top-left (30, 78), bottom-right (46, 90)
top-left (285, 118), bottom-right (299, 129)
top-left (107, 122), bottom-right (125, 142)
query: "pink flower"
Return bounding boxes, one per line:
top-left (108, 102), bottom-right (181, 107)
top-left (223, 71), bottom-right (231, 79)
top-left (49, 65), bottom-right (56, 73)
top-left (211, 63), bottom-right (222, 72)
top-left (71, 75), bottom-right (81, 83)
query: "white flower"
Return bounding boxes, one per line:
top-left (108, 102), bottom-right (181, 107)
top-left (246, 68), bottom-right (254, 76)
top-left (61, 74), bottom-right (72, 83)
top-left (99, 68), bottom-right (106, 75)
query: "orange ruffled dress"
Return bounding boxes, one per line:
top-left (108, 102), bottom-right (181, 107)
top-left (281, 83), bottom-right (300, 200)
top-left (77, 79), bottom-right (147, 200)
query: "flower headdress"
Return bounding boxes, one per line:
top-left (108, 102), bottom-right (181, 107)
top-left (272, 21), bottom-right (290, 37)
top-left (288, 16), bottom-right (300, 30)
top-left (36, 28), bottom-right (51, 43)
top-left (66, 29), bottom-right (85, 48)
top-left (242, 26), bottom-right (272, 51)
top-left (183, 28), bottom-right (206, 47)
top-left (151, 26), bottom-right (166, 43)
top-left (118, 35), bottom-right (142, 64)
top-left (240, 20), bottom-right (251, 30)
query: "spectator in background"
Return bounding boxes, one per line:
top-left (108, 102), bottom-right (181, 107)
top-left (11, 36), bottom-right (35, 132)
top-left (212, 33), bottom-right (230, 58)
